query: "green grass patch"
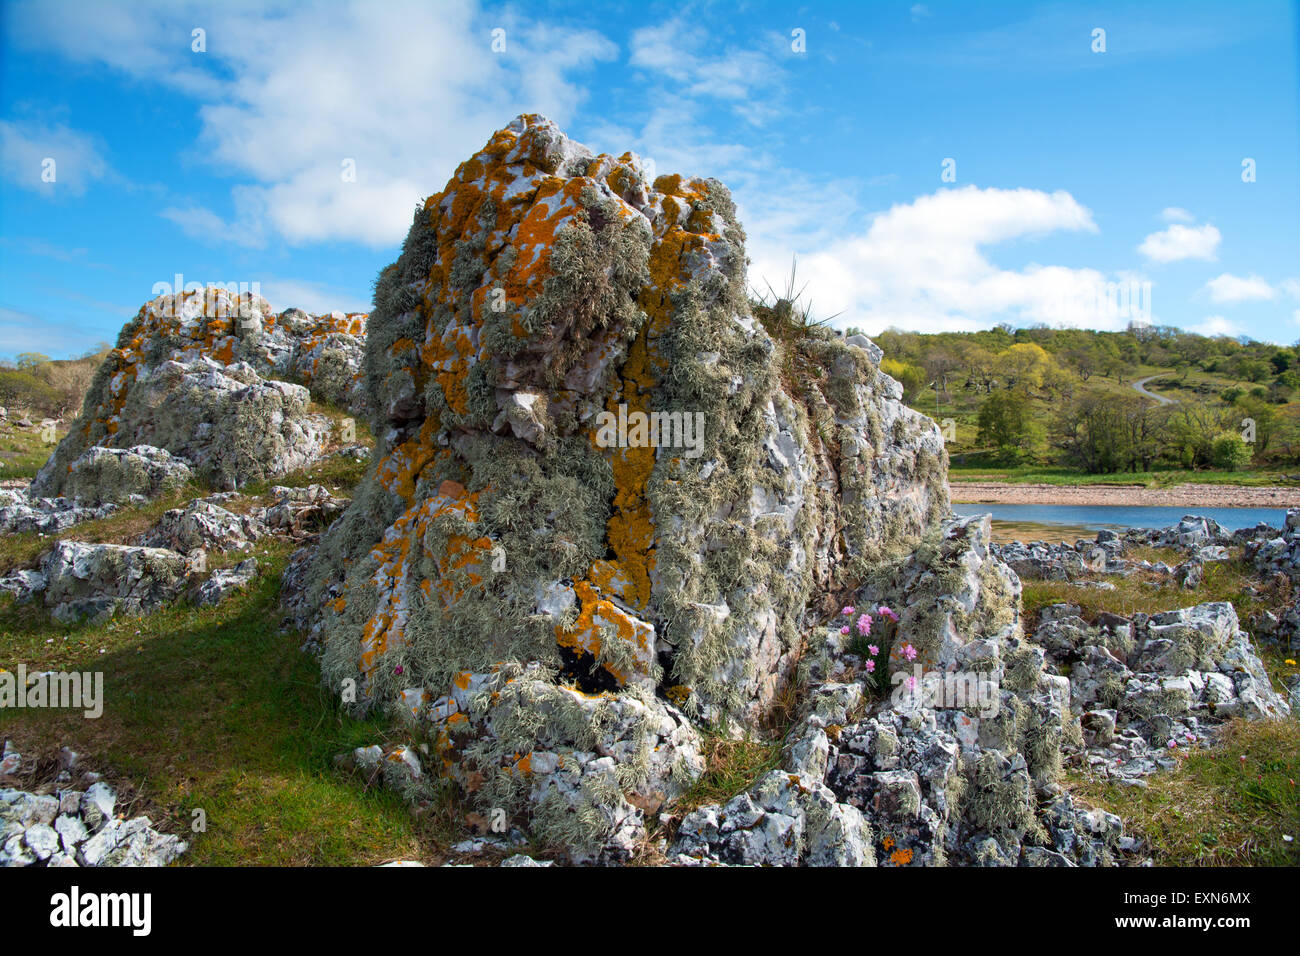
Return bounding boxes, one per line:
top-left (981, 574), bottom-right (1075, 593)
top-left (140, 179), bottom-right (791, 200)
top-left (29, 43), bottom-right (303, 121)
top-left (0, 421), bottom-right (65, 481)
top-left (1069, 718), bottom-right (1300, 866)
top-left (0, 540), bottom-right (463, 866)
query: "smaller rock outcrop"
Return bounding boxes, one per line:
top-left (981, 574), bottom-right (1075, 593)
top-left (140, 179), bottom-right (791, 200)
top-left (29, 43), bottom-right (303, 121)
top-left (29, 290), bottom-right (365, 503)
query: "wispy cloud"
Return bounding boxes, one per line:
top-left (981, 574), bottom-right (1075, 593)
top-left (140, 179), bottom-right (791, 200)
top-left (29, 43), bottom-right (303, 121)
top-left (10, 0), bottom-right (617, 247)
top-left (0, 118), bottom-right (109, 197)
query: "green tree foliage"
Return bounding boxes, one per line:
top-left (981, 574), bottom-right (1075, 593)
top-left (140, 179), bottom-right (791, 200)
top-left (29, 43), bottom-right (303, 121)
top-left (1212, 432), bottom-right (1253, 471)
top-left (976, 390), bottom-right (1043, 462)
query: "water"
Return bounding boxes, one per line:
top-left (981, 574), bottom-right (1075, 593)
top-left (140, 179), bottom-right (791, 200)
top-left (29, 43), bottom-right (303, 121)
top-left (951, 503), bottom-right (1286, 533)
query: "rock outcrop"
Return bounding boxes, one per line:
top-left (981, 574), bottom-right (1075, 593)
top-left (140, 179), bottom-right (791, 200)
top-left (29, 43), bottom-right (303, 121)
top-left (29, 292), bottom-right (366, 501)
top-left (673, 515), bottom-right (1288, 867)
top-left (296, 114), bottom-right (946, 858)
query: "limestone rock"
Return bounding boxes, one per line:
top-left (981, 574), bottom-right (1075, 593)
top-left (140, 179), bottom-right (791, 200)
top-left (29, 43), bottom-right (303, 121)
top-left (0, 489), bottom-right (116, 535)
top-left (138, 498), bottom-right (266, 553)
top-left (61, 445), bottom-right (193, 507)
top-left (40, 541), bottom-right (188, 623)
top-left (425, 663), bottom-right (703, 863)
top-left (190, 558), bottom-right (259, 607)
top-left (0, 764), bottom-right (186, 868)
top-left (301, 113), bottom-right (947, 742)
top-left (29, 289), bottom-right (364, 500)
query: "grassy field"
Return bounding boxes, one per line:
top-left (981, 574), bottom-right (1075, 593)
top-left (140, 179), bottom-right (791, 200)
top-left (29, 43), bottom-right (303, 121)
top-left (1070, 719), bottom-right (1300, 866)
top-left (0, 419), bottom-right (64, 482)
top-left (0, 539), bottom-right (461, 865)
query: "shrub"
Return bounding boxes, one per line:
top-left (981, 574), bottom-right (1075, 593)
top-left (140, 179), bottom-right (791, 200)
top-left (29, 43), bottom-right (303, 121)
top-left (1211, 432), bottom-right (1253, 471)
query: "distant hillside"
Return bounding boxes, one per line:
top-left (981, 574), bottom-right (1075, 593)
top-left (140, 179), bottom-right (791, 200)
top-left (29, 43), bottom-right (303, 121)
top-left (852, 322), bottom-right (1300, 473)
top-left (0, 347), bottom-right (111, 421)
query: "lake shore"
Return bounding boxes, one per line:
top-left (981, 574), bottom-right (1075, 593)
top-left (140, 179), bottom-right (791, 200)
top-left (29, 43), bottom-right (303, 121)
top-left (950, 481), bottom-right (1300, 508)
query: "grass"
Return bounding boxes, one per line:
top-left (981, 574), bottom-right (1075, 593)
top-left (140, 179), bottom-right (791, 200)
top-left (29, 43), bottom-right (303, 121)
top-left (0, 538), bottom-right (465, 866)
top-left (0, 420), bottom-right (65, 481)
top-left (676, 733), bottom-right (783, 811)
top-left (1068, 718), bottom-right (1300, 866)
top-left (0, 424), bottom-right (474, 866)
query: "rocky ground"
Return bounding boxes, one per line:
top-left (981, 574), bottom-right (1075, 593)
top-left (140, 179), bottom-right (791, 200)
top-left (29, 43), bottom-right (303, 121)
top-left (1, 115), bottom-right (1296, 868)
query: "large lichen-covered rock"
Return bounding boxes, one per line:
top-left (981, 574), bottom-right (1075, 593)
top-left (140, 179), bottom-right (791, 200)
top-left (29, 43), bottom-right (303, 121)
top-left (60, 445), bottom-right (193, 506)
top-left (30, 290), bottom-right (365, 499)
top-left (421, 662), bottom-right (704, 862)
top-left (303, 115), bottom-right (947, 758)
top-left (38, 541), bottom-right (189, 624)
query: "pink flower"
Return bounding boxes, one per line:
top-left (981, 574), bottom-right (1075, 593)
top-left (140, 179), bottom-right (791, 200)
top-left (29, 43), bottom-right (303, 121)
top-left (865, 659), bottom-right (876, 673)
top-left (856, 614), bottom-right (872, 636)
top-left (879, 606), bottom-right (899, 623)
top-left (842, 606), bottom-right (855, 616)
top-left (868, 644), bottom-right (879, 657)
top-left (902, 644), bottom-right (917, 662)
top-left (394, 665), bottom-right (404, 675)
top-left (1166, 739), bottom-right (1177, 749)
top-left (839, 625), bottom-right (850, 635)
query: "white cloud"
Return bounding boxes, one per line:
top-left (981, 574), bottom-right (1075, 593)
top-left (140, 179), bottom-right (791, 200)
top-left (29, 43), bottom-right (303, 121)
top-left (160, 203), bottom-right (265, 248)
top-left (257, 278), bottom-right (372, 316)
top-left (0, 119), bottom-right (109, 197)
top-left (1160, 206), bottom-right (1195, 223)
top-left (745, 185), bottom-right (1130, 334)
top-left (1203, 273), bottom-right (1275, 304)
top-left (1138, 222), bottom-right (1220, 263)
top-left (1190, 315), bottom-right (1243, 337)
top-left (10, 0), bottom-right (617, 247)
top-left (628, 19), bottom-right (788, 108)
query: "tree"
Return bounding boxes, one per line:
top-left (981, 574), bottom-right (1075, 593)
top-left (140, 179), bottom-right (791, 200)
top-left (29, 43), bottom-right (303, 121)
top-left (977, 391), bottom-right (1042, 462)
top-left (15, 352), bottom-right (50, 369)
top-left (996, 342), bottom-right (1053, 392)
top-left (1235, 395), bottom-right (1278, 455)
top-left (1166, 401), bottom-right (1225, 469)
top-left (921, 349), bottom-right (960, 402)
top-left (1212, 432), bottom-right (1253, 471)
top-left (1052, 391), bottom-right (1131, 473)
top-left (881, 358), bottom-right (924, 405)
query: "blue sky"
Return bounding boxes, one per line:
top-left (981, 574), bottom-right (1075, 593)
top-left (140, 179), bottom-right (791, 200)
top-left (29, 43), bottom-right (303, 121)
top-left (1, 0), bottom-right (1298, 358)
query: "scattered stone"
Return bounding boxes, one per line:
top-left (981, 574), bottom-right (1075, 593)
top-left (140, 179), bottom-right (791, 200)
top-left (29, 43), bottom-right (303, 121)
top-left (0, 750), bottom-right (186, 867)
top-left (139, 498), bottom-right (265, 553)
top-left (190, 558), bottom-right (259, 607)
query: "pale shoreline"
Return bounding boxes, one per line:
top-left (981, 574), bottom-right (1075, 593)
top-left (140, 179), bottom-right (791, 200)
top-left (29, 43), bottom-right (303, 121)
top-left (949, 481), bottom-right (1300, 509)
